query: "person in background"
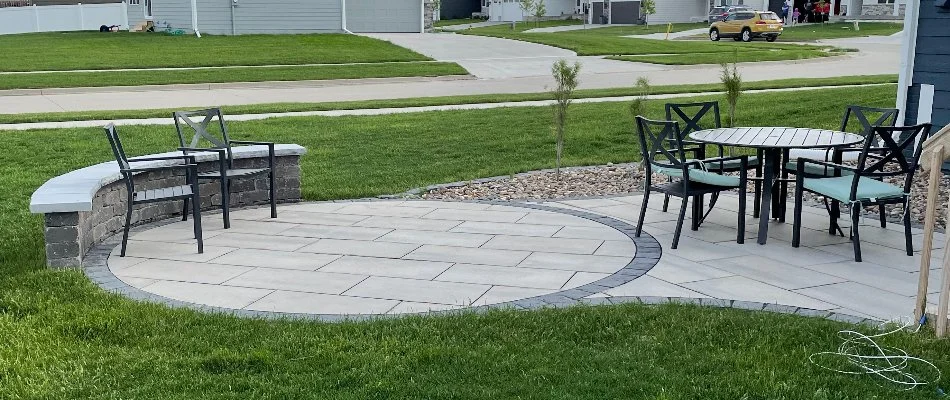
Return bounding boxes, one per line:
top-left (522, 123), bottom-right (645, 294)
top-left (793, 7), bottom-right (801, 24)
top-left (781, 1), bottom-right (790, 25)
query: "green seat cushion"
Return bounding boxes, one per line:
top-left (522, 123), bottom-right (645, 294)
top-left (654, 165), bottom-right (741, 187)
top-left (704, 157), bottom-right (760, 171)
top-left (802, 176), bottom-right (905, 203)
top-left (785, 161), bottom-right (854, 177)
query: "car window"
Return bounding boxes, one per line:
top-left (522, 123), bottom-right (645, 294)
top-left (725, 13), bottom-right (737, 21)
top-left (758, 12), bottom-right (780, 20)
top-left (738, 12), bottom-right (755, 20)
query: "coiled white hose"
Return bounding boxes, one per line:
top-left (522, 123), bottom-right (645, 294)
top-left (809, 320), bottom-right (941, 391)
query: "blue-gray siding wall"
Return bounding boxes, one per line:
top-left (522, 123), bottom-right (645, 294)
top-left (906, 0), bottom-right (950, 128)
top-left (151, 0), bottom-right (192, 31)
top-left (904, 0), bottom-right (950, 171)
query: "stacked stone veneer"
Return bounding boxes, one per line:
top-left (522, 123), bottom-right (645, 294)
top-left (38, 150), bottom-right (303, 268)
top-left (861, 3), bottom-right (905, 17)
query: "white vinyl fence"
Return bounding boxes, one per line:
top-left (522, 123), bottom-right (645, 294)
top-left (0, 3), bottom-right (129, 35)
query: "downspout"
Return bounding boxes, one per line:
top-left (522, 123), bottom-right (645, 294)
top-left (230, 0), bottom-right (235, 35)
top-left (191, 0), bottom-right (201, 37)
top-left (895, 0), bottom-right (919, 125)
top-left (341, 0), bottom-right (353, 33)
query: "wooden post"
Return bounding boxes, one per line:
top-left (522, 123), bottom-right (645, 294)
top-left (939, 197), bottom-right (950, 337)
top-left (916, 145), bottom-right (944, 322)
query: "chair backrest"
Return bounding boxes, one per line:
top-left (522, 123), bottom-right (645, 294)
top-left (850, 123), bottom-right (932, 199)
top-left (636, 116), bottom-right (687, 175)
top-left (840, 105), bottom-right (899, 136)
top-left (103, 123), bottom-right (130, 171)
top-left (173, 108), bottom-right (234, 167)
top-left (103, 123), bottom-right (135, 194)
top-left (665, 101), bottom-right (721, 136)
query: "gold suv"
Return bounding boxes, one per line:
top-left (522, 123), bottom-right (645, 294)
top-left (709, 11), bottom-right (783, 42)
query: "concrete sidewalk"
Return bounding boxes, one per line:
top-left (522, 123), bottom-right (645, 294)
top-left (625, 27), bottom-right (710, 40)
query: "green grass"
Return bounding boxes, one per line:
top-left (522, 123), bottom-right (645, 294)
top-left (611, 48), bottom-right (836, 65)
top-left (3, 84), bottom-right (949, 398)
top-left (462, 22), bottom-right (828, 57)
top-left (0, 32), bottom-right (432, 72)
top-left (434, 18), bottom-right (486, 27)
top-left (0, 62), bottom-right (468, 91)
top-left (781, 22), bottom-right (904, 41)
top-left (0, 75), bottom-right (897, 124)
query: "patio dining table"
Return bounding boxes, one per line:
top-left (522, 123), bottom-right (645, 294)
top-left (689, 127), bottom-right (864, 245)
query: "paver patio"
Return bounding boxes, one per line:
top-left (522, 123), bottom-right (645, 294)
top-left (102, 196), bottom-right (945, 321)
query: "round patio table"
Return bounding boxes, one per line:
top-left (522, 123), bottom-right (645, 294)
top-left (689, 127), bottom-right (864, 245)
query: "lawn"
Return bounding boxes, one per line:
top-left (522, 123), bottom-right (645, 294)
top-left (0, 32), bottom-right (432, 72)
top-left (4, 84), bottom-right (948, 398)
top-left (462, 22), bottom-right (830, 58)
top-left (611, 48), bottom-right (837, 65)
top-left (0, 74), bottom-right (898, 124)
top-left (0, 62), bottom-right (468, 91)
top-left (781, 22), bottom-right (903, 41)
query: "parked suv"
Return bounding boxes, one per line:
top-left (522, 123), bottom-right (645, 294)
top-left (709, 11), bottom-right (783, 42)
top-left (708, 5), bottom-right (752, 23)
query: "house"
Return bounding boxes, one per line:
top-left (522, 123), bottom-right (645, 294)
top-left (486, 0), bottom-right (577, 22)
top-left (898, 0), bottom-right (949, 171)
top-left (140, 0), bottom-right (434, 35)
top-left (585, 0), bottom-right (643, 24)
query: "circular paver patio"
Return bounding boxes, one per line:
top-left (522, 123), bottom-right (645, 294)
top-left (104, 200), bottom-right (650, 316)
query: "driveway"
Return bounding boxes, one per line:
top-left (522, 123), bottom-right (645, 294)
top-left (363, 33), bottom-right (665, 79)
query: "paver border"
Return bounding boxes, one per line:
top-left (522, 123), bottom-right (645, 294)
top-left (82, 199), bottom-right (875, 326)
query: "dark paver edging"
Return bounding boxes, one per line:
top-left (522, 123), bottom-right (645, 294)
top-left (83, 199), bottom-right (875, 327)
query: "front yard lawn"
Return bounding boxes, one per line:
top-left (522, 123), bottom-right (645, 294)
top-left (611, 48), bottom-right (837, 65)
top-left (434, 18), bottom-right (486, 27)
top-left (780, 22), bottom-right (903, 41)
top-left (462, 23), bottom-right (830, 59)
top-left (0, 32), bottom-right (432, 72)
top-left (3, 85), bottom-right (944, 399)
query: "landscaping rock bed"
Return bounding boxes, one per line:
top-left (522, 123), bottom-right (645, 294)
top-left (418, 163), bottom-right (949, 229)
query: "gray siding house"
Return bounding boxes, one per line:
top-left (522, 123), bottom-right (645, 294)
top-left (149, 0), bottom-right (428, 34)
top-left (899, 0), bottom-right (950, 169)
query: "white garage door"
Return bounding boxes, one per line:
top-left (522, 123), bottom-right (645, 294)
top-left (346, 0), bottom-right (422, 33)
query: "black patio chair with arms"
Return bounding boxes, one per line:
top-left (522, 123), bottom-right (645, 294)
top-left (173, 108), bottom-right (277, 229)
top-left (791, 123), bottom-right (932, 262)
top-left (664, 101), bottom-right (763, 217)
top-left (104, 124), bottom-right (203, 257)
top-left (635, 116), bottom-right (749, 249)
top-left (783, 105), bottom-right (899, 226)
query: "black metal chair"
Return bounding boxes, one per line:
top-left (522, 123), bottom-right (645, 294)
top-left (792, 123), bottom-right (932, 262)
top-left (635, 116), bottom-right (749, 249)
top-left (783, 105), bottom-right (899, 225)
top-left (663, 101), bottom-right (763, 217)
top-left (104, 124), bottom-right (203, 257)
top-left (173, 108), bottom-right (277, 229)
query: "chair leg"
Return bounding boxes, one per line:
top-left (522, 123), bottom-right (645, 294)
top-left (851, 205), bottom-right (862, 262)
top-left (829, 200), bottom-right (839, 235)
top-left (904, 201), bottom-right (914, 257)
top-left (192, 193), bottom-right (204, 254)
top-left (120, 205), bottom-right (132, 257)
top-left (672, 197), bottom-right (689, 249)
top-left (182, 198), bottom-right (189, 222)
top-left (220, 178), bottom-right (230, 229)
top-left (753, 177), bottom-right (761, 219)
top-left (792, 185), bottom-right (804, 248)
top-left (738, 188), bottom-right (747, 245)
top-left (636, 188), bottom-right (651, 237)
top-left (662, 194), bottom-right (671, 213)
top-left (879, 205), bottom-right (887, 228)
top-left (269, 170), bottom-right (277, 219)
